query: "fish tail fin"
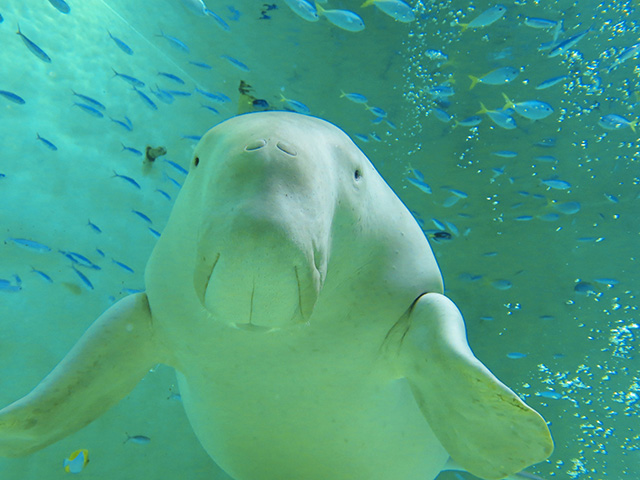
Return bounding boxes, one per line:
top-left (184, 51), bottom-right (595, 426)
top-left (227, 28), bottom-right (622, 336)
top-left (477, 102), bottom-right (488, 115)
top-left (631, 121), bottom-right (637, 133)
top-left (361, 0), bottom-right (376, 7)
top-left (458, 22), bottom-right (469, 31)
top-left (315, 2), bottom-right (325, 15)
top-left (501, 92), bottom-right (515, 109)
top-left (468, 75), bottom-right (479, 89)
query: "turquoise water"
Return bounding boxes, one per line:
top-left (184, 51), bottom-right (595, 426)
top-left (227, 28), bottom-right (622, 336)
top-left (0, 0), bottom-right (638, 479)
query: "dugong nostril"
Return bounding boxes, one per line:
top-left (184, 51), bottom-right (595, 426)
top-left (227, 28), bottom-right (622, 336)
top-left (245, 139), bottom-right (267, 151)
top-left (276, 141), bottom-right (297, 157)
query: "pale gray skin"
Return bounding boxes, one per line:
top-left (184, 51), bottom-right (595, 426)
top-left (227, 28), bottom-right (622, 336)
top-left (0, 112), bottom-right (553, 480)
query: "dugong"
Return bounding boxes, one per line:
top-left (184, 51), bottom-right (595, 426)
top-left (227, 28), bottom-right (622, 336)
top-left (0, 112), bottom-right (553, 480)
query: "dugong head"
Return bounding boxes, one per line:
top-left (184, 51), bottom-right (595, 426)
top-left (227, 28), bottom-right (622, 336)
top-left (146, 112), bottom-right (442, 330)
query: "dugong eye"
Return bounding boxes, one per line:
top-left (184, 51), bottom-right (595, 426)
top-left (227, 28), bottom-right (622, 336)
top-left (354, 169), bottom-right (362, 181)
top-left (194, 157), bottom-right (200, 167)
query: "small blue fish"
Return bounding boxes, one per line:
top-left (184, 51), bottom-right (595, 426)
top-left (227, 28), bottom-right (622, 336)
top-left (195, 88), bottom-right (230, 103)
top-left (151, 86), bottom-right (174, 104)
top-left (340, 91), bottom-right (368, 104)
top-left (165, 89), bottom-right (192, 97)
top-left (87, 220), bottom-right (102, 233)
top-left (0, 90), bottom-right (25, 104)
top-left (112, 259), bottom-right (135, 274)
top-left (541, 178), bottom-right (571, 190)
top-left (124, 433), bottom-right (151, 445)
top-left (111, 68), bottom-right (145, 88)
top-left (121, 143), bottom-right (142, 156)
top-left (134, 87), bottom-right (158, 110)
top-left (574, 281), bottom-right (595, 295)
top-left (366, 105), bottom-right (387, 118)
top-left (535, 137), bottom-right (556, 148)
top-left (72, 266), bottom-right (94, 290)
top-left (604, 193), bottom-right (619, 203)
top-left (155, 189), bottom-right (172, 201)
top-left (132, 210), bottom-right (152, 224)
top-left (205, 9), bottom-right (231, 31)
top-left (188, 61), bottom-right (212, 69)
top-left (316, 5), bottom-right (365, 32)
top-left (181, 135), bottom-right (202, 141)
top-left (122, 288), bottom-right (144, 295)
top-left (431, 108), bottom-right (452, 123)
top-left (157, 72), bottom-right (185, 84)
top-left (491, 279), bottom-right (512, 290)
top-left (60, 250), bottom-right (100, 269)
top-left (149, 228), bottom-right (162, 238)
top-left (455, 115), bottom-right (482, 127)
top-left (63, 449), bottom-right (88, 474)
top-left (506, 352), bottom-right (527, 359)
top-left (156, 30), bottom-right (189, 53)
top-left (607, 43), bottom-right (640, 73)
top-left (537, 391), bottom-right (562, 400)
top-left (535, 75), bottom-right (568, 90)
top-left (553, 201), bottom-right (581, 214)
top-left (201, 104), bottom-right (219, 114)
top-left (108, 30), bottom-right (133, 55)
top-left (280, 94), bottom-right (310, 114)
top-left (0, 13), bottom-right (3, 23)
top-left (164, 159), bottom-right (188, 175)
top-left (469, 67), bottom-right (519, 89)
top-left (16, 24), bottom-right (51, 63)
top-left (74, 102), bottom-right (104, 118)
top-left (6, 237), bottom-right (51, 252)
top-left (492, 150), bottom-right (517, 157)
top-left (549, 27), bottom-right (592, 57)
top-left (447, 188), bottom-right (468, 198)
top-left (31, 267), bottom-right (53, 283)
top-left (71, 90), bottom-right (105, 110)
top-left (502, 94), bottom-right (554, 120)
top-left (477, 103), bottom-right (517, 129)
top-left (221, 54), bottom-right (250, 72)
top-left (96, 248), bottom-right (105, 257)
top-left (49, 0), bottom-right (70, 14)
top-left (164, 173), bottom-right (182, 189)
top-left (442, 196), bottom-right (460, 207)
top-left (112, 171), bottom-right (141, 189)
top-left (110, 116), bottom-right (133, 131)
top-left (283, 0), bottom-right (318, 21)
top-left (459, 4), bottom-right (506, 30)
top-left (599, 114), bottom-right (637, 132)
top-left (407, 177), bottom-right (432, 194)
top-left (360, 0), bottom-right (415, 23)
top-left (36, 133), bottom-right (57, 151)
top-left (0, 278), bottom-right (21, 293)
top-left (524, 17), bottom-right (557, 29)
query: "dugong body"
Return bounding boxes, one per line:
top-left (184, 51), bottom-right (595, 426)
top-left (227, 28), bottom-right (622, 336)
top-left (0, 112), bottom-right (553, 480)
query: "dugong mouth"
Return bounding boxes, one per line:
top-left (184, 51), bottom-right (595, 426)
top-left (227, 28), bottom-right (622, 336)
top-left (194, 244), bottom-right (324, 332)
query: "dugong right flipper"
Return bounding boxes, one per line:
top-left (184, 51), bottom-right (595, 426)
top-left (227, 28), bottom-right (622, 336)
top-left (0, 293), bottom-right (159, 456)
top-left (393, 292), bottom-right (554, 480)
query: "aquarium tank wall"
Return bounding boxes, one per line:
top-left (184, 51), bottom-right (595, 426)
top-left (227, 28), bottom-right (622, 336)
top-left (0, 0), bottom-right (638, 479)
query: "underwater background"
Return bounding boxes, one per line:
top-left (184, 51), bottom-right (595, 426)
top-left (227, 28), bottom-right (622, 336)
top-left (0, 0), bottom-right (638, 479)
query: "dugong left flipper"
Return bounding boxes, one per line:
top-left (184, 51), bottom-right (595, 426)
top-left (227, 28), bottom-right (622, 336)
top-left (0, 293), bottom-right (158, 456)
top-left (391, 292), bottom-right (554, 480)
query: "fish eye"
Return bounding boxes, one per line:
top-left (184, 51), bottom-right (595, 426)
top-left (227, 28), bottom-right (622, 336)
top-left (194, 156), bottom-right (200, 167)
top-left (354, 169), bottom-right (362, 181)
